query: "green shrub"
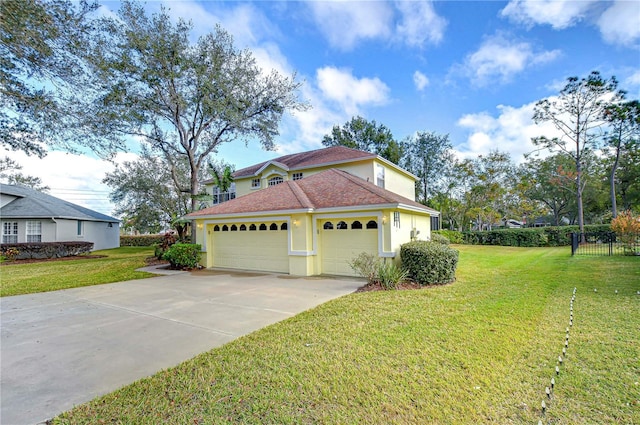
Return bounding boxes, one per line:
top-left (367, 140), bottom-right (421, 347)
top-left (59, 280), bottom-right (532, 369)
top-left (376, 261), bottom-right (409, 290)
top-left (163, 243), bottom-right (202, 269)
top-left (120, 235), bottom-right (164, 247)
top-left (401, 241), bottom-right (459, 285)
top-left (349, 252), bottom-right (380, 284)
top-left (461, 224), bottom-right (612, 247)
top-left (154, 233), bottom-right (177, 259)
top-left (430, 233), bottom-right (450, 245)
top-left (434, 229), bottom-right (464, 244)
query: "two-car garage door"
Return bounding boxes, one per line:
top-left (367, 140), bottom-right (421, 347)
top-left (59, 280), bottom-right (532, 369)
top-left (210, 222), bottom-right (289, 273)
top-left (209, 218), bottom-right (380, 276)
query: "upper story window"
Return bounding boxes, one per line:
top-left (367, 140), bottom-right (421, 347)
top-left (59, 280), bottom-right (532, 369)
top-left (376, 164), bottom-right (385, 188)
top-left (268, 176), bottom-right (283, 186)
top-left (2, 222), bottom-right (18, 243)
top-left (292, 172), bottom-right (303, 181)
top-left (251, 178), bottom-right (260, 189)
top-left (26, 220), bottom-right (42, 242)
top-left (211, 183), bottom-right (236, 205)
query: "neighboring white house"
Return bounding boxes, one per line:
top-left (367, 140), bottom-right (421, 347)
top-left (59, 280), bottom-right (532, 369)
top-left (0, 184), bottom-right (120, 251)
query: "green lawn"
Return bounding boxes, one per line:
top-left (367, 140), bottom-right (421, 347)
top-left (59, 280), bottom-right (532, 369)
top-left (50, 246), bottom-right (640, 424)
top-left (0, 247), bottom-right (155, 297)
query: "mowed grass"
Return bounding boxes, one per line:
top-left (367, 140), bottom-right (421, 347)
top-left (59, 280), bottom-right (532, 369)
top-left (0, 247), bottom-right (155, 297)
top-left (53, 246), bottom-right (639, 424)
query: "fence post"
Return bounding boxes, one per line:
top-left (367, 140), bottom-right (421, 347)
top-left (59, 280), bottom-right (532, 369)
top-left (570, 233), bottom-right (578, 256)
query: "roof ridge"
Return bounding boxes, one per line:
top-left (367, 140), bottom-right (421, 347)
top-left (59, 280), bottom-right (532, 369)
top-left (288, 180), bottom-right (314, 209)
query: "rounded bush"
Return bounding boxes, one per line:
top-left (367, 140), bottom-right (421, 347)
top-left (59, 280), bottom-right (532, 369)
top-left (430, 233), bottom-right (450, 245)
top-left (401, 241), bottom-right (459, 285)
top-left (163, 243), bottom-right (202, 269)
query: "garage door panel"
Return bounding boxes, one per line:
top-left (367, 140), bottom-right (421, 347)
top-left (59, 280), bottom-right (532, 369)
top-left (211, 227), bottom-right (289, 273)
top-left (321, 220), bottom-right (378, 276)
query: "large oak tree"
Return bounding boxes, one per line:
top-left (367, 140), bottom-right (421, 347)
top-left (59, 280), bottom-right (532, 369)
top-left (83, 1), bottom-right (306, 211)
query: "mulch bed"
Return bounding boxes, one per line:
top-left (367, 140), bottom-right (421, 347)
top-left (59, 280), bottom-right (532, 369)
top-left (0, 255), bottom-right (167, 267)
top-left (0, 255), bottom-right (107, 265)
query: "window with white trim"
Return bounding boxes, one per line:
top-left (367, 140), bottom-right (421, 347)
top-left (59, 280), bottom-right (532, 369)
top-left (292, 172), bottom-right (303, 181)
top-left (26, 220), bottom-right (42, 242)
top-left (251, 178), bottom-right (260, 189)
top-left (2, 222), bottom-right (18, 243)
top-left (77, 220), bottom-right (84, 236)
top-left (268, 176), bottom-right (283, 186)
top-left (376, 164), bottom-right (385, 188)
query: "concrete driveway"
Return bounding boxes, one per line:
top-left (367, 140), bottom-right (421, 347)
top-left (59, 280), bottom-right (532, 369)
top-left (0, 268), bottom-right (363, 425)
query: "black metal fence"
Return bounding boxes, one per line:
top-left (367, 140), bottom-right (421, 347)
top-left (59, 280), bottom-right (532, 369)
top-left (571, 232), bottom-right (640, 256)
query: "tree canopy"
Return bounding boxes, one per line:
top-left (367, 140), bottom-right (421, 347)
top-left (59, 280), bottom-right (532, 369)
top-left (322, 116), bottom-right (403, 164)
top-left (0, 0), bottom-right (100, 156)
top-left (533, 71), bottom-right (621, 234)
top-left (83, 1), bottom-right (307, 211)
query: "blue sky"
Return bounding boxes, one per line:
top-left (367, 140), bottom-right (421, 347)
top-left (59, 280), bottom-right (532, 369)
top-left (5, 0), bottom-right (640, 215)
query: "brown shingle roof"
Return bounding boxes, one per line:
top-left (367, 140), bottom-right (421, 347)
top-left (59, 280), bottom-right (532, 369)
top-left (232, 146), bottom-right (376, 178)
top-left (187, 169), bottom-right (438, 218)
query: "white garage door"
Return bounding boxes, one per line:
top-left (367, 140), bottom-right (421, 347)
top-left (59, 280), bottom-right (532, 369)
top-left (320, 218), bottom-right (379, 276)
top-left (210, 222), bottom-right (289, 273)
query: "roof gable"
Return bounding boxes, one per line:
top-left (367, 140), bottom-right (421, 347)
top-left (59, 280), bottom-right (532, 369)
top-left (188, 169), bottom-right (437, 218)
top-left (233, 146), bottom-right (376, 178)
top-left (0, 185), bottom-right (119, 222)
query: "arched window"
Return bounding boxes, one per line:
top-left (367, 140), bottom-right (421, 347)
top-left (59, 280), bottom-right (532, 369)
top-left (239, 224), bottom-right (247, 231)
top-left (249, 224), bottom-right (257, 231)
top-left (213, 225), bottom-right (220, 232)
top-left (222, 225), bottom-right (229, 231)
top-left (323, 222), bottom-right (334, 230)
top-left (351, 221), bottom-right (363, 229)
top-left (270, 223), bottom-right (278, 230)
top-left (280, 223), bottom-right (288, 230)
top-left (337, 221), bottom-right (348, 229)
top-left (259, 223), bottom-right (267, 231)
top-left (230, 224), bottom-right (238, 231)
top-left (268, 176), bottom-right (283, 186)
top-left (366, 220), bottom-right (378, 229)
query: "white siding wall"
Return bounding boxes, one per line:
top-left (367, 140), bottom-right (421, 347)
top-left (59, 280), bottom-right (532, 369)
top-left (1, 218), bottom-right (119, 251)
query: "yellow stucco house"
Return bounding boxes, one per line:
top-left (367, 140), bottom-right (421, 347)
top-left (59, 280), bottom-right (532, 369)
top-left (187, 146), bottom-right (439, 276)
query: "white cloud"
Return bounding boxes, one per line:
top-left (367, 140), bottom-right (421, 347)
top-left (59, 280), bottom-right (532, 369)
top-left (395, 1), bottom-right (447, 47)
top-left (625, 70), bottom-right (640, 88)
top-left (456, 101), bottom-right (561, 163)
top-left (1, 149), bottom-right (138, 216)
top-left (461, 34), bottom-right (561, 86)
top-left (597, 0), bottom-right (640, 47)
top-left (413, 71), bottom-right (430, 91)
top-left (316, 67), bottom-right (390, 116)
top-left (500, 0), bottom-right (597, 30)
top-left (307, 1), bottom-right (446, 50)
top-left (307, 1), bottom-right (393, 50)
top-left (501, 0), bottom-right (639, 47)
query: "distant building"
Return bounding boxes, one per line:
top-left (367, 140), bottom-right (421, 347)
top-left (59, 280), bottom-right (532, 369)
top-left (1, 185), bottom-right (120, 250)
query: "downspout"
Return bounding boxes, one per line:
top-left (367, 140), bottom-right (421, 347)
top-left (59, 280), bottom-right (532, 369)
top-left (51, 217), bottom-right (57, 241)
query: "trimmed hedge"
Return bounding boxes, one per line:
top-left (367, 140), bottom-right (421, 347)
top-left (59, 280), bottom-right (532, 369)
top-left (433, 229), bottom-right (464, 244)
top-left (461, 225), bottom-right (612, 247)
top-left (120, 235), bottom-right (165, 247)
top-left (0, 241), bottom-right (94, 260)
top-left (401, 240), bottom-right (459, 285)
top-left (163, 243), bottom-right (202, 269)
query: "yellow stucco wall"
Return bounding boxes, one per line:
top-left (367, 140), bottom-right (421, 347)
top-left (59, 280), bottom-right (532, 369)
top-left (227, 158), bottom-right (417, 199)
top-left (191, 207), bottom-right (433, 276)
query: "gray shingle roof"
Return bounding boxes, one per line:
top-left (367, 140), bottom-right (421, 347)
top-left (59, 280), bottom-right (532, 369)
top-left (0, 184), bottom-right (119, 222)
